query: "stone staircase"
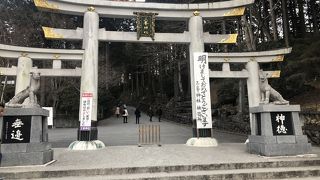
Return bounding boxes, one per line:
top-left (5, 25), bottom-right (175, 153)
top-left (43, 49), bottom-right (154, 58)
top-left (2, 159), bottom-right (320, 179)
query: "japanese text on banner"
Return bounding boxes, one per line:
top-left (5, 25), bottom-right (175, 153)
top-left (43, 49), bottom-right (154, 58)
top-left (80, 92), bottom-right (93, 131)
top-left (193, 52), bottom-right (212, 129)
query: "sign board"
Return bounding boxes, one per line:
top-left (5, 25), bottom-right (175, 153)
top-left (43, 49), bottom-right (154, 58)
top-left (2, 116), bottom-right (31, 144)
top-left (271, 112), bottom-right (293, 135)
top-left (80, 92), bottom-right (93, 131)
top-left (43, 107), bottom-right (53, 127)
top-left (135, 12), bottom-right (157, 40)
top-left (193, 52), bottom-right (212, 129)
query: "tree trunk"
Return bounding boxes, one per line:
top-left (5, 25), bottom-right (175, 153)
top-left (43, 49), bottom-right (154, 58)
top-left (173, 61), bottom-right (179, 100)
top-left (297, 0), bottom-right (306, 37)
top-left (40, 77), bottom-right (46, 106)
top-left (147, 60), bottom-right (152, 96)
top-left (141, 73), bottom-right (145, 95)
top-left (105, 43), bottom-right (111, 90)
top-left (173, 45), bottom-right (179, 100)
top-left (40, 60), bottom-right (46, 106)
top-left (186, 46), bottom-right (191, 98)
top-left (256, 4), bottom-right (265, 43)
top-left (241, 13), bottom-right (256, 51)
top-left (310, 0), bottom-right (319, 34)
top-left (0, 63), bottom-right (9, 102)
top-left (51, 78), bottom-right (59, 119)
top-left (222, 20), bottom-right (228, 52)
top-left (135, 72), bottom-right (139, 97)
top-left (255, 4), bottom-right (272, 42)
top-left (288, 0), bottom-right (298, 37)
top-left (281, 0), bottom-right (290, 47)
top-left (159, 55), bottom-right (163, 96)
top-left (238, 79), bottom-right (245, 113)
top-left (241, 15), bottom-right (253, 51)
top-left (237, 19), bottom-right (243, 52)
top-left (177, 59), bottom-right (183, 95)
top-left (248, 8), bottom-right (257, 50)
top-left (269, 0), bottom-right (278, 41)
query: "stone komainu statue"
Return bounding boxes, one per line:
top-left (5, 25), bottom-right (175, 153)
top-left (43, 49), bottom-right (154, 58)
top-left (6, 72), bottom-right (41, 108)
top-left (259, 70), bottom-right (289, 105)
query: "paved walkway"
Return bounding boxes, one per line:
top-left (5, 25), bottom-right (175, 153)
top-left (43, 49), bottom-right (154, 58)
top-left (48, 106), bottom-right (246, 147)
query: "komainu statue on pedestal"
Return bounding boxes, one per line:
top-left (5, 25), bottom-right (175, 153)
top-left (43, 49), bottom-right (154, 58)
top-left (6, 72), bottom-right (41, 108)
top-left (259, 70), bottom-right (289, 105)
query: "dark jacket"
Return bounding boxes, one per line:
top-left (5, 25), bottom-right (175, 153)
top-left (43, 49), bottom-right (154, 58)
top-left (135, 109), bottom-right (141, 117)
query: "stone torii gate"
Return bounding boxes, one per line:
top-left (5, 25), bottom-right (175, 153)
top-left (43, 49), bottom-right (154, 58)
top-left (0, 44), bottom-right (83, 158)
top-left (35, 0), bottom-right (257, 149)
top-left (0, 44), bottom-right (83, 94)
top-left (34, 0), bottom-right (309, 155)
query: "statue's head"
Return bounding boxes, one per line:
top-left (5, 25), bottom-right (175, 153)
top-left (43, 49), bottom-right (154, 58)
top-left (30, 72), bottom-right (41, 80)
top-left (259, 69), bottom-right (268, 82)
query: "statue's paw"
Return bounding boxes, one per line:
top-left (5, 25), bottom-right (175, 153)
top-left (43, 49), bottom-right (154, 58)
top-left (263, 100), bottom-right (269, 104)
top-left (281, 100), bottom-right (289, 105)
top-left (273, 101), bottom-right (281, 105)
top-left (6, 103), bottom-right (23, 108)
top-left (274, 101), bottom-right (289, 105)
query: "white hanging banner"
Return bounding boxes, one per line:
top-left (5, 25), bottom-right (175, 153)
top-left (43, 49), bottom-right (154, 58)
top-left (42, 107), bottom-right (53, 127)
top-left (193, 52), bottom-right (212, 129)
top-left (80, 92), bottom-right (93, 131)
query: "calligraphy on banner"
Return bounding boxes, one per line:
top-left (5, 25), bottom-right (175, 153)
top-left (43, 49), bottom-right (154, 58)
top-left (80, 92), bottom-right (93, 131)
top-left (193, 52), bottom-right (212, 129)
top-left (2, 116), bottom-right (31, 144)
top-left (134, 12), bottom-right (157, 40)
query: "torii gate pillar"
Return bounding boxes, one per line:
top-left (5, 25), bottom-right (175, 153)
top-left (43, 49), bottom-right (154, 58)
top-left (189, 12), bottom-right (204, 123)
top-left (186, 12), bottom-right (218, 147)
top-left (15, 56), bottom-right (32, 94)
top-left (69, 7), bottom-right (105, 150)
top-left (246, 60), bottom-right (261, 131)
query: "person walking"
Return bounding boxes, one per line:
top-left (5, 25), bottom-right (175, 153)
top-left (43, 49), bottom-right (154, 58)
top-left (122, 107), bottom-right (128, 123)
top-left (148, 106), bottom-right (153, 122)
top-left (115, 106), bottom-right (120, 118)
top-left (135, 107), bottom-right (141, 124)
top-left (157, 108), bottom-right (162, 122)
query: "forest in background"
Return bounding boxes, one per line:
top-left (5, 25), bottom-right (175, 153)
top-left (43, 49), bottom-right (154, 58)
top-left (0, 0), bottom-right (319, 120)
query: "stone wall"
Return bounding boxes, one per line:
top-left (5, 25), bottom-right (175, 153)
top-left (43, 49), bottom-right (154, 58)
top-left (300, 112), bottom-right (320, 145)
top-left (53, 114), bottom-right (79, 128)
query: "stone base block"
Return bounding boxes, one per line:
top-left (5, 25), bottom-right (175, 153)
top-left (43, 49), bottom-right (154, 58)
top-left (68, 140), bottom-right (105, 150)
top-left (0, 142), bottom-right (53, 167)
top-left (1, 142), bottom-right (51, 153)
top-left (0, 149), bottom-right (53, 167)
top-left (186, 137), bottom-right (218, 147)
top-left (247, 135), bottom-right (311, 156)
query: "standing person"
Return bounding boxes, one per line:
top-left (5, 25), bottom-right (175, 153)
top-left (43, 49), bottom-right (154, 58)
top-left (148, 106), bottom-right (153, 122)
top-left (157, 107), bottom-right (162, 122)
top-left (122, 107), bottom-right (128, 123)
top-left (135, 107), bottom-right (141, 124)
top-left (115, 105), bottom-right (120, 118)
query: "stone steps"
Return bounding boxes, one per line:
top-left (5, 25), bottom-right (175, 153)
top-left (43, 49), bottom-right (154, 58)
top-left (68, 166), bottom-right (320, 180)
top-left (2, 159), bottom-right (320, 179)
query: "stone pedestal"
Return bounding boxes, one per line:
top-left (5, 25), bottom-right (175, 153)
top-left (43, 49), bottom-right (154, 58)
top-left (187, 120), bottom-right (218, 147)
top-left (0, 108), bottom-right (53, 166)
top-left (247, 104), bottom-right (311, 156)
